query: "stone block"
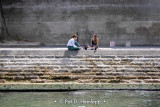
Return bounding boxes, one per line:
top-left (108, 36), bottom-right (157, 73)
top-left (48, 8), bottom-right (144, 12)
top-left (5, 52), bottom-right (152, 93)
top-left (93, 76), bottom-right (115, 79)
top-left (144, 79), bottom-right (160, 83)
top-left (0, 79), bottom-right (6, 83)
top-left (0, 76), bottom-right (15, 80)
top-left (78, 79), bottom-right (93, 83)
top-left (51, 75), bottom-right (71, 79)
top-left (137, 76), bottom-right (152, 79)
top-left (14, 76), bottom-right (25, 80)
top-left (25, 75), bottom-right (39, 79)
top-left (31, 79), bottom-right (46, 83)
top-left (39, 75), bottom-right (51, 79)
top-left (108, 79), bottom-right (122, 83)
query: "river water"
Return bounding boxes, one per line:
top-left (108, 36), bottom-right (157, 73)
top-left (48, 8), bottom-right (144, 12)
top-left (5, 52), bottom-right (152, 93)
top-left (0, 90), bottom-right (160, 107)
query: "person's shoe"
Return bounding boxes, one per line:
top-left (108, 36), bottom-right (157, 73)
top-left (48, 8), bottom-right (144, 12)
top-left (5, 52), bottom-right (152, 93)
top-left (85, 46), bottom-right (87, 50)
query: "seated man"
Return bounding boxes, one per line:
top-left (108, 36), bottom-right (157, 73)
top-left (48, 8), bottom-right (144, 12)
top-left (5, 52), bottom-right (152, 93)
top-left (67, 35), bottom-right (81, 50)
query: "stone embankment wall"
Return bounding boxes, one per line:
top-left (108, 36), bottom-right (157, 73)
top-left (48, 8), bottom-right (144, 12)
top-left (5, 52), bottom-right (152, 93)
top-left (0, 48), bottom-right (160, 83)
top-left (1, 0), bottom-right (160, 46)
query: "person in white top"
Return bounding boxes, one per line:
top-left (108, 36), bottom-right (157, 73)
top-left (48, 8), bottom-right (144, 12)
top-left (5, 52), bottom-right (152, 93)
top-left (67, 35), bottom-right (81, 50)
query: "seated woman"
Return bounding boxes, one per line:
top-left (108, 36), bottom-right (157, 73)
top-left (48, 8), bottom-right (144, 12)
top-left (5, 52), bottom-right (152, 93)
top-left (91, 34), bottom-right (99, 50)
top-left (67, 35), bottom-right (81, 50)
top-left (84, 34), bottom-right (99, 50)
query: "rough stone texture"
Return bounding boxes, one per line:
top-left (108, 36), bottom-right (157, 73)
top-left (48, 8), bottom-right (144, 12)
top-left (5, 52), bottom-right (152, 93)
top-left (0, 83), bottom-right (160, 90)
top-left (31, 79), bottom-right (46, 83)
top-left (0, 79), bottom-right (6, 83)
top-left (1, 0), bottom-right (160, 46)
top-left (0, 48), bottom-right (160, 84)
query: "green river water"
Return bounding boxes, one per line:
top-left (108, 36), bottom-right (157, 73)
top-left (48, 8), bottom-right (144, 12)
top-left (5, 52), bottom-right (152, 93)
top-left (0, 90), bottom-right (160, 107)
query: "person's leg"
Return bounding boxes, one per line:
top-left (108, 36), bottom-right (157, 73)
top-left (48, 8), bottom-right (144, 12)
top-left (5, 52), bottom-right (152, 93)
top-left (90, 45), bottom-right (95, 50)
top-left (68, 46), bottom-right (73, 50)
top-left (88, 46), bottom-right (94, 50)
top-left (94, 45), bottom-right (98, 50)
top-left (73, 47), bottom-right (80, 50)
top-left (84, 44), bottom-right (90, 50)
top-left (91, 45), bottom-right (98, 50)
top-left (75, 41), bottom-right (80, 47)
top-left (68, 46), bottom-right (80, 50)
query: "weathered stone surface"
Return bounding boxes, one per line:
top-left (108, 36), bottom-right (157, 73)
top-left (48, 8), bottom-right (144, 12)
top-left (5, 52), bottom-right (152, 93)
top-left (14, 76), bottom-right (25, 80)
top-left (0, 79), bottom-right (6, 83)
top-left (78, 79), bottom-right (94, 83)
top-left (31, 79), bottom-right (46, 83)
top-left (0, 48), bottom-right (160, 84)
top-left (25, 75), bottom-right (39, 79)
top-left (0, 76), bottom-right (14, 80)
top-left (1, 0), bottom-right (160, 46)
top-left (39, 75), bottom-right (51, 79)
top-left (144, 79), bottom-right (160, 83)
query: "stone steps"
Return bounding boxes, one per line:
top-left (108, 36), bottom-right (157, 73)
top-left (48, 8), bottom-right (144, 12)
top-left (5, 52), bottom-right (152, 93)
top-left (0, 70), bottom-right (160, 75)
top-left (1, 75), bottom-right (159, 83)
top-left (0, 67), bottom-right (159, 73)
top-left (1, 62), bottom-right (159, 67)
top-left (0, 48), bottom-right (160, 83)
top-left (0, 65), bottom-right (159, 69)
top-left (1, 72), bottom-right (159, 77)
top-left (0, 58), bottom-right (160, 62)
top-left (1, 56), bottom-right (160, 59)
top-left (0, 74), bottom-right (159, 80)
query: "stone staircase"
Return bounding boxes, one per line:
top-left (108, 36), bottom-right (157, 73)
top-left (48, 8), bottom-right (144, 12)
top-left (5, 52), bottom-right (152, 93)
top-left (0, 48), bottom-right (160, 83)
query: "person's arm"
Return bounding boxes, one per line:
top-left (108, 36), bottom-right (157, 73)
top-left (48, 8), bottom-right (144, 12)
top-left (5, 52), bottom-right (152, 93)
top-left (71, 39), bottom-right (77, 47)
top-left (97, 38), bottom-right (99, 47)
top-left (91, 38), bottom-right (93, 46)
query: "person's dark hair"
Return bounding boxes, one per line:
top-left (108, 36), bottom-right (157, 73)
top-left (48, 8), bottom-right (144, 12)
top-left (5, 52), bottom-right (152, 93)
top-left (71, 34), bottom-right (77, 38)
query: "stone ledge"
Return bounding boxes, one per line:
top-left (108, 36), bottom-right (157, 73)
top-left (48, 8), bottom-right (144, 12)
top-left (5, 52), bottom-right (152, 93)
top-left (1, 48), bottom-right (160, 56)
top-left (0, 83), bottom-right (160, 90)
